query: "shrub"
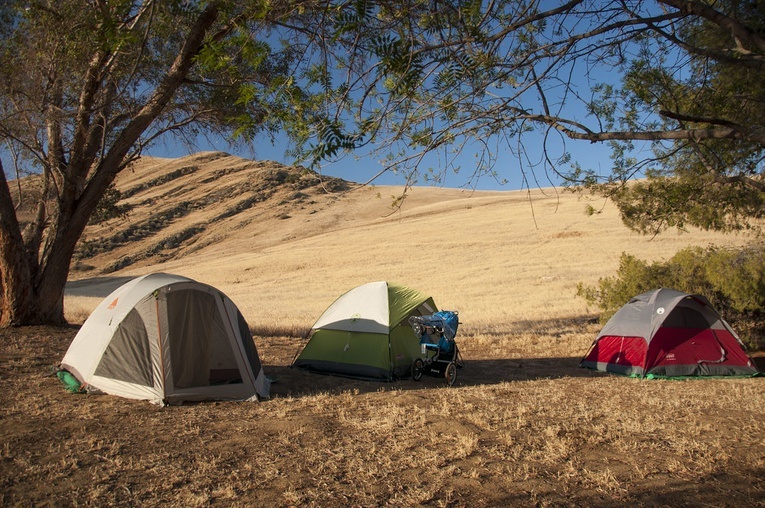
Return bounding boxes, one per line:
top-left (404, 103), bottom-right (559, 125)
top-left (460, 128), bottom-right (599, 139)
top-left (577, 243), bottom-right (765, 350)
top-left (88, 184), bottom-right (131, 224)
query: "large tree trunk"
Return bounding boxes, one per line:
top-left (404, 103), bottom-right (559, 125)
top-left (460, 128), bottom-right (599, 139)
top-left (0, 3), bottom-right (223, 328)
top-left (32, 229), bottom-right (80, 326)
top-left (0, 161), bottom-right (35, 326)
top-left (1, 165), bottom-right (118, 326)
top-left (0, 160), bottom-right (69, 326)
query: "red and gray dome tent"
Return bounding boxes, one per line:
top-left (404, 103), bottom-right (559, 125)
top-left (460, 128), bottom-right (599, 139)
top-left (580, 288), bottom-right (759, 378)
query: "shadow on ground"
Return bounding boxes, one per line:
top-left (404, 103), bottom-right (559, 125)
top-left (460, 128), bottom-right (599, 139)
top-left (265, 355), bottom-right (607, 399)
top-left (65, 276), bottom-right (135, 298)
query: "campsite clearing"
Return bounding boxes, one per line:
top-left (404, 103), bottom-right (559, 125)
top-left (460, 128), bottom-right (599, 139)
top-left (5, 153), bottom-right (764, 506)
top-left (2, 324), bottom-right (764, 507)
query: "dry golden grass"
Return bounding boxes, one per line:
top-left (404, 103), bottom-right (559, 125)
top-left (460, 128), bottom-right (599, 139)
top-left (4, 153), bottom-right (763, 507)
top-left (2, 323), bottom-right (764, 507)
top-left (65, 152), bottom-right (755, 336)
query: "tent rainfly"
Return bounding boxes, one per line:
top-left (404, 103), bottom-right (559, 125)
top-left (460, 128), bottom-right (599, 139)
top-left (60, 273), bottom-right (270, 405)
top-left (580, 288), bottom-right (759, 378)
top-left (292, 281), bottom-right (438, 380)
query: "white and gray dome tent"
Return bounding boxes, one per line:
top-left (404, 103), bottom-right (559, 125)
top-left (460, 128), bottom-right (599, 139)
top-left (60, 273), bottom-right (270, 405)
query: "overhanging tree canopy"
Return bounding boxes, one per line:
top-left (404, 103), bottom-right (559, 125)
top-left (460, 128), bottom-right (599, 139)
top-left (2, 0), bottom-right (763, 327)
top-left (281, 0), bottom-right (763, 229)
top-left (0, 0), bottom-right (314, 326)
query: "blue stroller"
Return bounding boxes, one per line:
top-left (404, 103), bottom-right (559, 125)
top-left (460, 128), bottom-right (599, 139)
top-left (409, 311), bottom-right (464, 386)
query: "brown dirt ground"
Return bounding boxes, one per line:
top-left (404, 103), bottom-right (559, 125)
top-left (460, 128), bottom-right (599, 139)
top-left (2, 325), bottom-right (764, 507)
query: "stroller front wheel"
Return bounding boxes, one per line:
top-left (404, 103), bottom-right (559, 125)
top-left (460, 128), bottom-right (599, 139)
top-left (445, 361), bottom-right (457, 386)
top-left (412, 358), bottom-right (424, 381)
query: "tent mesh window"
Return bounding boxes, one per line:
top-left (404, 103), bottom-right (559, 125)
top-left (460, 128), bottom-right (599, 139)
top-left (237, 310), bottom-right (263, 377)
top-left (94, 308), bottom-right (154, 387)
top-left (662, 303), bottom-right (712, 328)
top-left (167, 289), bottom-right (242, 388)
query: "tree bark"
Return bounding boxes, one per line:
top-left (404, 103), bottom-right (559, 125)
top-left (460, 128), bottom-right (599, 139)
top-left (0, 2), bottom-right (223, 327)
top-left (0, 161), bottom-right (34, 326)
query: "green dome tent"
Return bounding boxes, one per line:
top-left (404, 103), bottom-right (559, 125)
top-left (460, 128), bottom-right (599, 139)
top-left (292, 281), bottom-right (438, 380)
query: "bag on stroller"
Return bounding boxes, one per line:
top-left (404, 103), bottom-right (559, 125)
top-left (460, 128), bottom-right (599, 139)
top-left (409, 311), bottom-right (464, 386)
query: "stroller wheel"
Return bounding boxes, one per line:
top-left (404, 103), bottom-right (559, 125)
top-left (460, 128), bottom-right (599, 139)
top-left (412, 358), bottom-right (424, 381)
top-left (445, 362), bottom-right (457, 386)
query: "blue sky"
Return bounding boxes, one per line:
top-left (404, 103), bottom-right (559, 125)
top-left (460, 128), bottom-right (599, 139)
top-left (5, 1), bottom-right (655, 193)
top-left (144, 122), bottom-right (623, 192)
top-left (1, 122), bottom-right (621, 192)
top-left (144, 46), bottom-right (633, 191)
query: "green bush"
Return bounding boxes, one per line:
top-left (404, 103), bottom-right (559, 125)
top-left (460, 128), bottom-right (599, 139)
top-left (88, 184), bottom-right (131, 225)
top-left (577, 243), bottom-right (765, 350)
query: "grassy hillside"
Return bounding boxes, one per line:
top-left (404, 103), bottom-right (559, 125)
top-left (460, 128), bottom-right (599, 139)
top-left (66, 152), bottom-right (755, 337)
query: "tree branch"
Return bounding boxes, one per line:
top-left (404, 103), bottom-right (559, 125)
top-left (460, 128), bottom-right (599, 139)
top-left (525, 112), bottom-right (765, 145)
top-left (95, 2), bottom-right (222, 184)
top-left (659, 0), bottom-right (765, 54)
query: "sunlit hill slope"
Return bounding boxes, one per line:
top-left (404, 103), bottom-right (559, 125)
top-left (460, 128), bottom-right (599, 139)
top-left (62, 151), bottom-right (753, 333)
